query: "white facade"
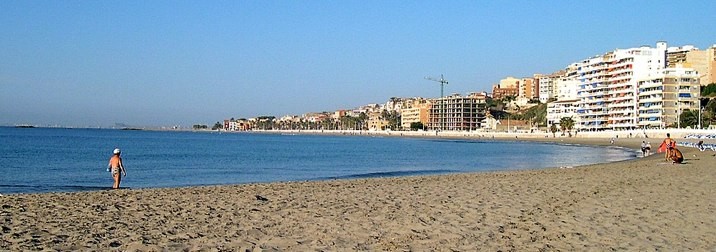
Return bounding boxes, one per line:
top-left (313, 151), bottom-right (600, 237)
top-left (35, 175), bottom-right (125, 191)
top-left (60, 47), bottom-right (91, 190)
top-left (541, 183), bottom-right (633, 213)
top-left (555, 77), bottom-right (579, 101)
top-left (547, 99), bottom-right (581, 128)
top-left (577, 42), bottom-right (668, 131)
top-left (538, 75), bottom-right (555, 103)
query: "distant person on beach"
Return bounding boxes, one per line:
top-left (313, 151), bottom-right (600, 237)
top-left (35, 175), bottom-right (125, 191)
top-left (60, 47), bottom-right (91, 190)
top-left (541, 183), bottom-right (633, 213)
top-left (660, 133), bottom-right (676, 161)
top-left (671, 147), bottom-right (684, 164)
top-left (108, 148), bottom-right (127, 189)
top-left (641, 141), bottom-right (651, 157)
top-left (645, 142), bottom-right (651, 156)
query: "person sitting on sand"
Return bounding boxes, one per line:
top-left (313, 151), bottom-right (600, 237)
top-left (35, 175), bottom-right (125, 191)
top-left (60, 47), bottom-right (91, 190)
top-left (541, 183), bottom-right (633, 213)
top-left (108, 148), bottom-right (127, 189)
top-left (671, 147), bottom-right (684, 164)
top-left (641, 141), bottom-right (649, 157)
top-left (661, 133), bottom-right (676, 161)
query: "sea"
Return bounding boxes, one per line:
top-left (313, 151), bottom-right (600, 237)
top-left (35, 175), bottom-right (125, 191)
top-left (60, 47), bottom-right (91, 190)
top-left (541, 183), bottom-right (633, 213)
top-left (0, 127), bottom-right (637, 194)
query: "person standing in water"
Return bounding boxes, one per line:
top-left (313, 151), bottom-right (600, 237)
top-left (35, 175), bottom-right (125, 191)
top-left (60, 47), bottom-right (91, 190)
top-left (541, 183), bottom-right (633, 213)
top-left (108, 148), bottom-right (127, 189)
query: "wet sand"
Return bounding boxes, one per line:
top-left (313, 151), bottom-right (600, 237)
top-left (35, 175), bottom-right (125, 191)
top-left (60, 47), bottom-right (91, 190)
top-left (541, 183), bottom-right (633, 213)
top-left (1, 137), bottom-right (715, 250)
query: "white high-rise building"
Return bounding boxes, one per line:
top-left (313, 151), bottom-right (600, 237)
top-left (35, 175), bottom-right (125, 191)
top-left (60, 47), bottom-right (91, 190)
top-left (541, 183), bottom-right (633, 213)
top-left (538, 75), bottom-right (555, 103)
top-left (577, 42), bottom-right (668, 131)
top-left (555, 77), bottom-right (580, 101)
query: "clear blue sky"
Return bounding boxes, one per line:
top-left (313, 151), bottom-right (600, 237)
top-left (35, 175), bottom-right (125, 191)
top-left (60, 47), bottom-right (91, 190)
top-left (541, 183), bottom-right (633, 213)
top-left (1, 1), bottom-right (714, 127)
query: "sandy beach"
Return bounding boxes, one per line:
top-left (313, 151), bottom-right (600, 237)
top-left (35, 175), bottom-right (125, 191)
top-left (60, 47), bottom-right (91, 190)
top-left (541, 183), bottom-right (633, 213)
top-left (2, 136), bottom-right (715, 251)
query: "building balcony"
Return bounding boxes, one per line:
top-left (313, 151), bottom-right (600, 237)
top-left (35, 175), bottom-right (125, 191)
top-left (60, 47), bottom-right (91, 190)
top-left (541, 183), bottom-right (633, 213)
top-left (638, 121), bottom-right (662, 127)
top-left (608, 105), bottom-right (636, 111)
top-left (639, 82), bottom-right (663, 89)
top-left (579, 117), bottom-right (609, 123)
top-left (609, 114), bottom-right (636, 121)
top-left (638, 104), bottom-right (663, 110)
top-left (578, 92), bottom-right (608, 98)
top-left (638, 97), bottom-right (661, 103)
top-left (638, 89), bottom-right (662, 97)
top-left (638, 113), bottom-right (663, 119)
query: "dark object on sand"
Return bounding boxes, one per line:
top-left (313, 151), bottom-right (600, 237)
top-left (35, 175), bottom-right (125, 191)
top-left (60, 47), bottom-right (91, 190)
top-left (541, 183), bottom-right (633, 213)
top-left (255, 195), bottom-right (269, 201)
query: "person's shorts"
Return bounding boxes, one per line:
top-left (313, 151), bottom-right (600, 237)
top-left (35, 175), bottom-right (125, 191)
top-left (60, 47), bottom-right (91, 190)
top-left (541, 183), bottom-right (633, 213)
top-left (673, 157), bottom-right (684, 163)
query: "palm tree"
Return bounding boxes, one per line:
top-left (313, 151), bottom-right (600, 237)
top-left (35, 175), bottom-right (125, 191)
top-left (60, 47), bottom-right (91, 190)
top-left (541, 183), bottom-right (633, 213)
top-left (504, 95), bottom-right (516, 111)
top-left (559, 117), bottom-right (575, 137)
top-left (678, 109), bottom-right (699, 128)
top-left (549, 124), bottom-right (558, 138)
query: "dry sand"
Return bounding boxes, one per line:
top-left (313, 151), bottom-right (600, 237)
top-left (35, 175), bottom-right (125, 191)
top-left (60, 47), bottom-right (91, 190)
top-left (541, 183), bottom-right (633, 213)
top-left (2, 137), bottom-right (715, 251)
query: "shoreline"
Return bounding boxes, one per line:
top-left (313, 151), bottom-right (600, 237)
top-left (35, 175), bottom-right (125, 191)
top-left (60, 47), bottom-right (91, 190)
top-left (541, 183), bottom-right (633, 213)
top-left (2, 132), bottom-right (715, 250)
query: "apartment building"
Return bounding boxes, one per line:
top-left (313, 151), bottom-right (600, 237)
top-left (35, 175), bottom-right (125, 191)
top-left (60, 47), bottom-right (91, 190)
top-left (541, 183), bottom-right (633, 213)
top-left (491, 84), bottom-right (518, 99)
top-left (547, 99), bottom-right (581, 128)
top-left (367, 112), bottom-right (388, 131)
top-left (428, 93), bottom-right (487, 131)
top-left (577, 42), bottom-right (668, 131)
top-left (637, 68), bottom-right (701, 128)
top-left (685, 45), bottom-right (716, 85)
top-left (500, 77), bottom-right (521, 88)
top-left (223, 119), bottom-right (250, 131)
top-left (538, 74), bottom-right (555, 103)
top-left (666, 45), bottom-right (697, 68)
top-left (519, 78), bottom-right (535, 99)
top-left (400, 101), bottom-right (431, 130)
top-left (555, 77), bottom-right (580, 101)
top-left (538, 70), bottom-right (568, 103)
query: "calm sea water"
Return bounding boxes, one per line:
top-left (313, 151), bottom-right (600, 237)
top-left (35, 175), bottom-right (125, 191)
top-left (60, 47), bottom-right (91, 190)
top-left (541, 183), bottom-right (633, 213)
top-left (0, 127), bottom-right (637, 194)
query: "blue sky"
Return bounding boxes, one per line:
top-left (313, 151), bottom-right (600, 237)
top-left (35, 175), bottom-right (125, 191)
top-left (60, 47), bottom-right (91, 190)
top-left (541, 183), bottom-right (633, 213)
top-left (1, 1), bottom-right (715, 127)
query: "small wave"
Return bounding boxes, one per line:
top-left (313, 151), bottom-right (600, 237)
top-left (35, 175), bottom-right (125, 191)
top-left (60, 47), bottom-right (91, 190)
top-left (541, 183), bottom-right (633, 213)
top-left (322, 169), bottom-right (456, 180)
top-left (0, 184), bottom-right (111, 194)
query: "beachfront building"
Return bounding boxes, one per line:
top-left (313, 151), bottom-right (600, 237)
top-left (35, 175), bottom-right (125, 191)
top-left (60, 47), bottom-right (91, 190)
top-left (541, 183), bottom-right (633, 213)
top-left (428, 93), bottom-right (487, 131)
top-left (223, 119), bottom-right (251, 131)
top-left (400, 101), bottom-right (431, 130)
top-left (367, 112), bottom-right (388, 131)
top-left (637, 68), bottom-right (701, 128)
top-left (547, 99), bottom-right (581, 128)
top-left (480, 112), bottom-right (500, 130)
top-left (577, 42), bottom-right (668, 131)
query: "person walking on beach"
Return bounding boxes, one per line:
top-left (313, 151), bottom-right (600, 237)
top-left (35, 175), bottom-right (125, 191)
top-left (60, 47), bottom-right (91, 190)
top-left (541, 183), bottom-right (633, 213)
top-left (660, 133), bottom-right (676, 162)
top-left (641, 141), bottom-right (651, 157)
top-left (108, 148), bottom-right (127, 189)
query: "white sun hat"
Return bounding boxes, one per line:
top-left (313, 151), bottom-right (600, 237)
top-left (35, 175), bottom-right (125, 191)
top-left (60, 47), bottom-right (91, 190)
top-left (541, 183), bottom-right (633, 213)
top-left (113, 148), bottom-right (121, 154)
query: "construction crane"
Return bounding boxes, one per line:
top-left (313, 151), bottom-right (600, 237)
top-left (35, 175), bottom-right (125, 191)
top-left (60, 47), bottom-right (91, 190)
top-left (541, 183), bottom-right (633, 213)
top-left (424, 74), bottom-right (449, 131)
top-left (424, 74), bottom-right (448, 98)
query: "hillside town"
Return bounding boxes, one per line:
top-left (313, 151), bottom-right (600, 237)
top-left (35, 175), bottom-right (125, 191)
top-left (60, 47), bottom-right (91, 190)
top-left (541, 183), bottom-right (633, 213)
top-left (210, 41), bottom-right (716, 133)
